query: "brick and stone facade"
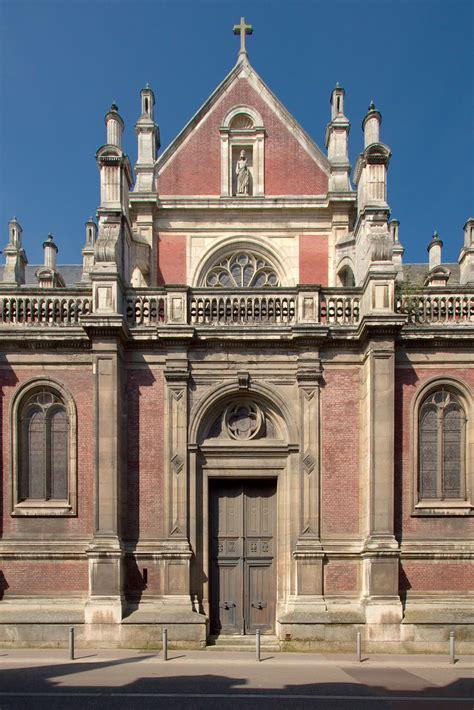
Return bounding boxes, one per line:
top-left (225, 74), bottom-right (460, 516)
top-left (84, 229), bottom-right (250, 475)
top-left (0, 27), bottom-right (472, 651)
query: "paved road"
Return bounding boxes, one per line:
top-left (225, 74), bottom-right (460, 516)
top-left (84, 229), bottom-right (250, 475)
top-left (0, 649), bottom-right (473, 709)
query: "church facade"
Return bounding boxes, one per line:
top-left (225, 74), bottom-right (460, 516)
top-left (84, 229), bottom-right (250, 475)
top-left (1, 22), bottom-right (473, 651)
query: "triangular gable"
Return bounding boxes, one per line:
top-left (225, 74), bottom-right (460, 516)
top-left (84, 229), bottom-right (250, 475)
top-left (157, 57), bottom-right (329, 197)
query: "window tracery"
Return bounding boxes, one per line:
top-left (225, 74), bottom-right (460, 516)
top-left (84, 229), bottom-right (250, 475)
top-left (418, 387), bottom-right (465, 502)
top-left (207, 401), bottom-right (277, 441)
top-left (11, 380), bottom-right (77, 516)
top-left (205, 251), bottom-right (280, 288)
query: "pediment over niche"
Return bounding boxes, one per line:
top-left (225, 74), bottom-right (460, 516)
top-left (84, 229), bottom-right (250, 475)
top-left (204, 400), bottom-right (280, 443)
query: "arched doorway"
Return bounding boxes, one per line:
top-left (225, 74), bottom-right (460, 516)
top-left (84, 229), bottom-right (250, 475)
top-left (188, 389), bottom-right (297, 636)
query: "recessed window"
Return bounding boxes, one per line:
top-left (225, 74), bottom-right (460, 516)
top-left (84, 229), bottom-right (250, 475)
top-left (205, 251), bottom-right (280, 288)
top-left (12, 381), bottom-right (77, 516)
top-left (414, 384), bottom-right (472, 516)
top-left (419, 389), bottom-right (465, 500)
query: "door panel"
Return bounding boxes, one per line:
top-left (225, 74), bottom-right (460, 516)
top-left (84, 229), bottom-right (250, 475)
top-left (209, 478), bottom-right (275, 635)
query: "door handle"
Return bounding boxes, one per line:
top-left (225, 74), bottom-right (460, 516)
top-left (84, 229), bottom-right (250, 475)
top-left (251, 600), bottom-right (267, 610)
top-left (219, 601), bottom-right (236, 610)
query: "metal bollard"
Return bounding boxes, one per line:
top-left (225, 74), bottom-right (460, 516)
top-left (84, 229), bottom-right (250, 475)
top-left (69, 627), bottom-right (75, 661)
top-left (449, 630), bottom-right (455, 665)
top-left (256, 629), bottom-right (261, 662)
top-left (162, 627), bottom-right (168, 661)
top-left (356, 630), bottom-right (361, 663)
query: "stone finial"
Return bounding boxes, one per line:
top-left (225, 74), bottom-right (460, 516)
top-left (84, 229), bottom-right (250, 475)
top-left (428, 230), bottom-right (443, 270)
top-left (105, 103), bottom-right (124, 149)
top-left (330, 82), bottom-right (346, 120)
top-left (463, 217), bottom-right (474, 247)
top-left (362, 101), bottom-right (382, 148)
top-left (140, 84), bottom-right (155, 120)
top-left (36, 233), bottom-right (65, 288)
top-left (459, 218), bottom-right (474, 284)
top-left (389, 219), bottom-right (400, 244)
top-left (43, 233), bottom-right (58, 270)
top-left (3, 217), bottom-right (27, 285)
top-left (85, 218), bottom-right (97, 247)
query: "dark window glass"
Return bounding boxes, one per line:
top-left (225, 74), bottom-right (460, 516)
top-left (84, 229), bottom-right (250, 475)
top-left (19, 389), bottom-right (68, 501)
top-left (419, 389), bottom-right (465, 501)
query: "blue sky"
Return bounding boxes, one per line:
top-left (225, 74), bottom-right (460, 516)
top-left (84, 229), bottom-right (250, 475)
top-left (0, 0), bottom-right (472, 266)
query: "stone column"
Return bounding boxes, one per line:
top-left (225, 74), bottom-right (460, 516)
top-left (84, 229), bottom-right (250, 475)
top-left (163, 353), bottom-right (192, 608)
top-left (360, 336), bottom-right (401, 625)
top-left (292, 352), bottom-right (326, 610)
top-left (85, 327), bottom-right (126, 625)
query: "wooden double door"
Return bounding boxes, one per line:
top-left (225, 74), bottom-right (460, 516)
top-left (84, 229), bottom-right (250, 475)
top-left (209, 478), bottom-right (276, 635)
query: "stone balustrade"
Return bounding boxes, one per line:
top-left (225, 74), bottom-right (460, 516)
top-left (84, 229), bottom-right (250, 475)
top-left (396, 291), bottom-right (474, 324)
top-left (0, 292), bottom-right (92, 326)
top-left (319, 292), bottom-right (361, 325)
top-left (2, 287), bottom-right (471, 330)
top-left (126, 288), bottom-right (362, 328)
top-left (125, 293), bottom-right (167, 326)
top-left (190, 291), bottom-right (297, 325)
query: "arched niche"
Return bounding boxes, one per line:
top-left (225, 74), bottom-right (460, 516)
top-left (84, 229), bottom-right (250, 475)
top-left (220, 105), bottom-right (265, 197)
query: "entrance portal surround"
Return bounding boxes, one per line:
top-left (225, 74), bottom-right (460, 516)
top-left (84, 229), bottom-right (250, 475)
top-left (188, 383), bottom-right (299, 631)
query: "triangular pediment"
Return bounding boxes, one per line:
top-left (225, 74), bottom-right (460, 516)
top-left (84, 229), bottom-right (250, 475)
top-left (156, 57), bottom-right (329, 197)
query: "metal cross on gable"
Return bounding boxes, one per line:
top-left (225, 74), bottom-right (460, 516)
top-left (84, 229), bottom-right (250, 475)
top-left (233, 16), bottom-right (253, 55)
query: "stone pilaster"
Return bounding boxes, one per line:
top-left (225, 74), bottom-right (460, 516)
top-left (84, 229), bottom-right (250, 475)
top-left (293, 353), bottom-right (325, 607)
top-left (360, 337), bottom-right (402, 625)
top-left (84, 325), bottom-right (126, 625)
top-left (163, 353), bottom-right (192, 608)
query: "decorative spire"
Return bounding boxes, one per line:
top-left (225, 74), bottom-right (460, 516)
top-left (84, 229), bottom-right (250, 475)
top-left (233, 16), bottom-right (253, 58)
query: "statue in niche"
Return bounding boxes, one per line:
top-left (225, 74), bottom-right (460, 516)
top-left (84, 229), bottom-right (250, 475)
top-left (236, 150), bottom-right (250, 196)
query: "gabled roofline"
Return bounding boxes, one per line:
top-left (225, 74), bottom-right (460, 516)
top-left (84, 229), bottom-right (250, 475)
top-left (156, 56), bottom-right (330, 177)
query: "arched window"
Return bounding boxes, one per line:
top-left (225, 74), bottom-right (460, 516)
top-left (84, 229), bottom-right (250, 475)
top-left (12, 381), bottom-right (77, 516)
top-left (418, 387), bottom-right (466, 503)
top-left (205, 251), bottom-right (280, 288)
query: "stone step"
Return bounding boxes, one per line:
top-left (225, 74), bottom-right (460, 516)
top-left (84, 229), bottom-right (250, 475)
top-left (206, 635), bottom-right (281, 652)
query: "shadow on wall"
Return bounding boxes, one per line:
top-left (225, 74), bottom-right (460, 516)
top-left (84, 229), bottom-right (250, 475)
top-left (123, 359), bottom-right (157, 610)
top-left (0, 355), bottom-right (19, 539)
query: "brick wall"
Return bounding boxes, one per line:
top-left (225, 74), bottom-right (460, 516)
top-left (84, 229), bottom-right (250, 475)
top-left (299, 234), bottom-right (328, 285)
top-left (0, 366), bottom-right (94, 538)
top-left (400, 562), bottom-right (474, 592)
top-left (158, 78), bottom-right (328, 196)
top-left (321, 368), bottom-right (360, 535)
top-left (394, 366), bottom-right (474, 540)
top-left (156, 233), bottom-right (187, 285)
top-left (126, 368), bottom-right (164, 540)
top-left (325, 561), bottom-right (358, 592)
top-left (0, 560), bottom-right (88, 595)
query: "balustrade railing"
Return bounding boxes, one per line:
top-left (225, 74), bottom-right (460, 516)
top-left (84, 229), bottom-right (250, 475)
top-left (125, 293), bottom-right (166, 326)
top-left (396, 292), bottom-right (474, 324)
top-left (319, 293), bottom-right (361, 325)
top-left (0, 292), bottom-right (92, 326)
top-left (4, 287), bottom-right (470, 331)
top-left (190, 292), bottom-right (296, 325)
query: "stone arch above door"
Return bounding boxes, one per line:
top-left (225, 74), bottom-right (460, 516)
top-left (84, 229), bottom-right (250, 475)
top-left (189, 379), bottom-right (298, 446)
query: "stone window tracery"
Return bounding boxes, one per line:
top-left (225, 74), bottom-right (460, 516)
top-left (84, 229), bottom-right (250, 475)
top-left (419, 388), bottom-right (465, 501)
top-left (205, 251), bottom-right (280, 288)
top-left (11, 380), bottom-right (77, 516)
top-left (207, 401), bottom-right (277, 441)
